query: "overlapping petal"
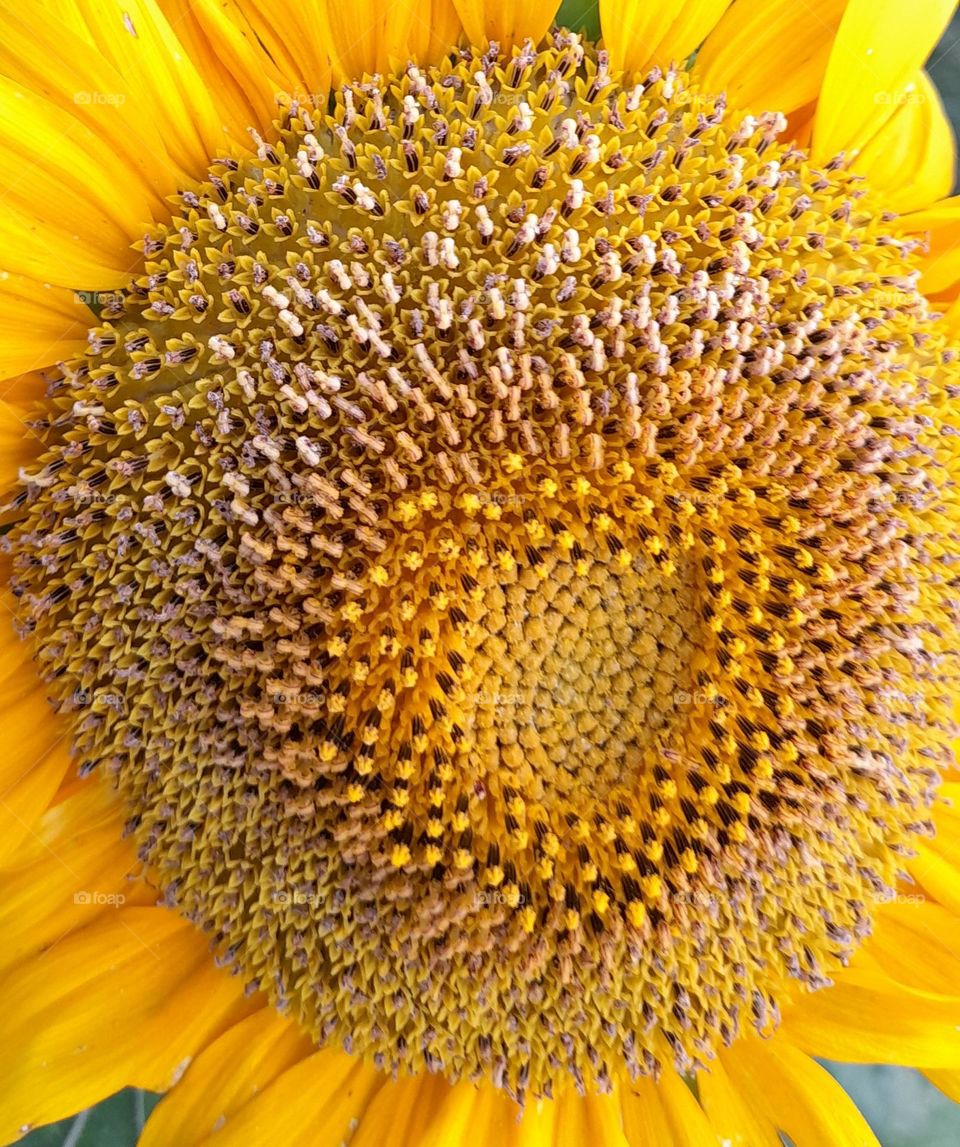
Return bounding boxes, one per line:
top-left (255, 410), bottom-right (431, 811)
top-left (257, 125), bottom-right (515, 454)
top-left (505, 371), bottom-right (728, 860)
top-left (0, 909), bottom-right (257, 1141)
top-left (600, 0), bottom-right (732, 74)
top-left (812, 0), bottom-right (955, 161)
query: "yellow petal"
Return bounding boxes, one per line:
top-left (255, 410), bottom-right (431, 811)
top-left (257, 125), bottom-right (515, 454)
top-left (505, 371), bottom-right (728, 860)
top-left (65, 0), bottom-right (238, 167)
top-left (695, 0), bottom-right (847, 117)
top-left (601, 0), bottom-right (732, 75)
top-left (0, 277), bottom-right (87, 380)
top-left (855, 72), bottom-right (955, 213)
top-left (193, 1047), bottom-right (385, 1147)
top-left (786, 103), bottom-right (817, 150)
top-left (400, 1078), bottom-right (487, 1147)
top-left (179, 0), bottom-right (331, 105)
top-left (931, 781), bottom-right (960, 837)
top-left (906, 196), bottom-right (960, 230)
top-left (926, 1069), bottom-right (960, 1105)
top-left (0, 0), bottom-right (187, 206)
top-left (723, 1040), bottom-right (880, 1147)
top-left (0, 696), bottom-right (72, 865)
top-left (910, 839), bottom-right (960, 916)
top-left (0, 908), bottom-right (257, 1141)
top-left (323, 0), bottom-right (415, 80)
top-left (620, 1077), bottom-right (674, 1146)
top-left (901, 195), bottom-right (960, 296)
top-left (451, 0), bottom-right (557, 50)
top-left (554, 1089), bottom-right (631, 1147)
top-left (863, 898), bottom-right (960, 996)
top-left (698, 1055), bottom-right (783, 1147)
top-left (0, 399), bottom-right (42, 493)
top-left (369, 1082), bottom-right (619, 1147)
top-left (349, 1074), bottom-right (452, 1147)
top-left (812, 0), bottom-right (955, 162)
top-left (174, 0), bottom-right (472, 96)
top-left (414, 1078), bottom-right (554, 1147)
top-left (155, 0), bottom-right (292, 135)
top-left (0, 777), bottom-right (144, 974)
top-left (0, 617), bottom-right (42, 705)
top-left (0, 737), bottom-right (71, 861)
top-left (0, 77), bottom-right (152, 285)
top-left (780, 971), bottom-right (960, 1067)
top-left (347, 1074), bottom-right (576, 1147)
top-left (911, 785), bottom-right (960, 893)
top-left (139, 1009), bottom-right (314, 1147)
top-left (400, 0), bottom-right (463, 69)
top-left (656, 1066), bottom-right (719, 1146)
top-left (942, 292), bottom-right (960, 334)
top-left (0, 368), bottom-right (58, 406)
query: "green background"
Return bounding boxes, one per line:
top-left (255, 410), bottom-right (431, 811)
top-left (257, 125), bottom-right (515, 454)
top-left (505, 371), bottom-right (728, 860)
top-left (20, 5), bottom-right (960, 1146)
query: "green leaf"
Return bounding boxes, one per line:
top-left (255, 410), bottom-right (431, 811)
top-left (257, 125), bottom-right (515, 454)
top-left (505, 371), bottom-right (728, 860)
top-left (19, 1091), bottom-right (159, 1147)
top-left (556, 0), bottom-right (601, 40)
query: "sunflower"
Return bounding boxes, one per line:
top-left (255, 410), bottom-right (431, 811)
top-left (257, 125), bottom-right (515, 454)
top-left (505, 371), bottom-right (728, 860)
top-left (2, 1), bottom-right (960, 1144)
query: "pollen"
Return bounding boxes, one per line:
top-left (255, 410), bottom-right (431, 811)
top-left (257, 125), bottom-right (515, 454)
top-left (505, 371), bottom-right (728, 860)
top-left (7, 31), bottom-right (960, 1102)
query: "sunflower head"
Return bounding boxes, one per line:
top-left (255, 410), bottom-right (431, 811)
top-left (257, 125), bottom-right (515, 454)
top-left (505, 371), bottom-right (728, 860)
top-left (3, 4), bottom-right (960, 1135)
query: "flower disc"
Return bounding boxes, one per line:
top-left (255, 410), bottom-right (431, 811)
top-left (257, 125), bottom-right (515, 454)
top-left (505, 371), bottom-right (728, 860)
top-left (9, 32), bottom-right (960, 1099)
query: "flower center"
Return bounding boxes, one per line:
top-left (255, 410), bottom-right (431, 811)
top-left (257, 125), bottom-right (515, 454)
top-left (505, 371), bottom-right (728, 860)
top-left (472, 541), bottom-right (697, 807)
top-left (9, 31), bottom-right (960, 1100)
